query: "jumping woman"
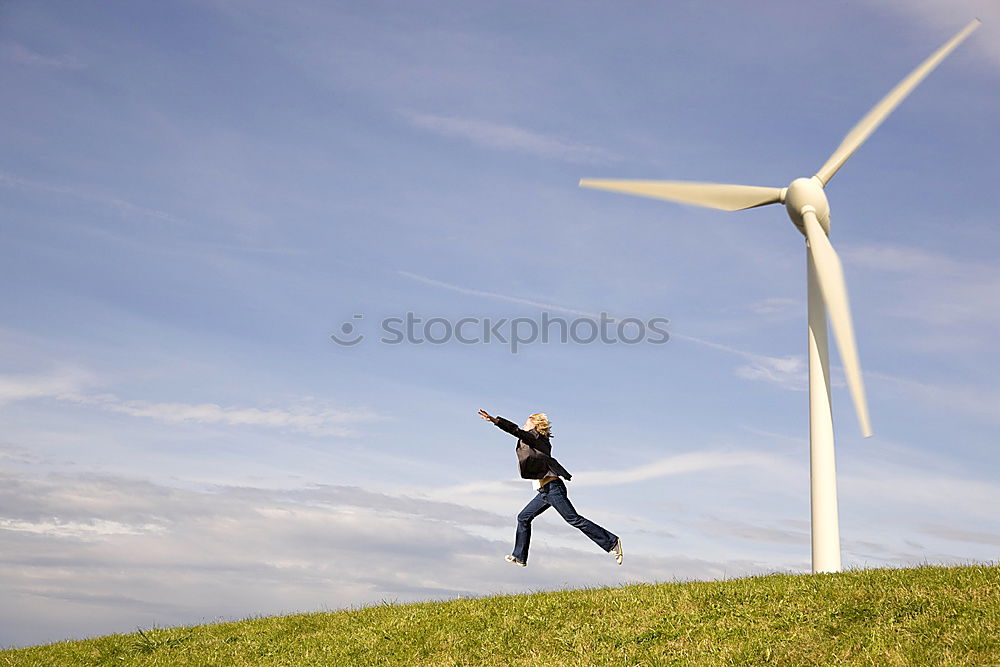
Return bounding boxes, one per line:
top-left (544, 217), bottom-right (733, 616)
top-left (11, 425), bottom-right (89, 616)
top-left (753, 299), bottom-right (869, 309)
top-left (478, 409), bottom-right (622, 567)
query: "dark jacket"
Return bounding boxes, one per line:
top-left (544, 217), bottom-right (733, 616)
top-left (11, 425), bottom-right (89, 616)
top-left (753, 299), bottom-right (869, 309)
top-left (494, 416), bottom-right (572, 481)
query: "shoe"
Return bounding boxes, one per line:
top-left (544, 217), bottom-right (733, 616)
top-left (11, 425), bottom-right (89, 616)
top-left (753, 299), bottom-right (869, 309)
top-left (611, 539), bottom-right (623, 565)
top-left (505, 555), bottom-right (526, 567)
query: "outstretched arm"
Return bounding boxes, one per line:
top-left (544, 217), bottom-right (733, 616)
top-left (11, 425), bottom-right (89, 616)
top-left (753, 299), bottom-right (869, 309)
top-left (480, 409), bottom-right (541, 443)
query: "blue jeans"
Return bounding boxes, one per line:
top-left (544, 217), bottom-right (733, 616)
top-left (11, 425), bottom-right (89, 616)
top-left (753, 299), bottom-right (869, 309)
top-left (512, 478), bottom-right (618, 563)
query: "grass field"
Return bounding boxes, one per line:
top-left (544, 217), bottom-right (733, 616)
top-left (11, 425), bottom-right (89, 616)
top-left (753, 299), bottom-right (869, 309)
top-left (2, 564), bottom-right (997, 666)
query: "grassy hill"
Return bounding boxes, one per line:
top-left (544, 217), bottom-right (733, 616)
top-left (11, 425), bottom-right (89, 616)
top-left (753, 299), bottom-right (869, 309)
top-left (2, 564), bottom-right (997, 666)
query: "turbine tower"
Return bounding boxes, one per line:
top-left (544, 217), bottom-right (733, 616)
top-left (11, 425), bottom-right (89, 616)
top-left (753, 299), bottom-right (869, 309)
top-left (580, 20), bottom-right (980, 574)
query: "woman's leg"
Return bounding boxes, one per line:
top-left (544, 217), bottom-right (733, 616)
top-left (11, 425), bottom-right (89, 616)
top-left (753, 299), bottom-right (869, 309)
top-left (512, 492), bottom-right (550, 563)
top-left (542, 480), bottom-right (618, 552)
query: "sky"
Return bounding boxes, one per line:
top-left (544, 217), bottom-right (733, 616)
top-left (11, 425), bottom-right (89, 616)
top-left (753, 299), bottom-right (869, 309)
top-left (1, 0), bottom-right (999, 649)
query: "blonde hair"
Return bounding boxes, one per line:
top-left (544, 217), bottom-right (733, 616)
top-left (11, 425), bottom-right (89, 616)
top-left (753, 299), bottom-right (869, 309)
top-left (529, 413), bottom-right (553, 437)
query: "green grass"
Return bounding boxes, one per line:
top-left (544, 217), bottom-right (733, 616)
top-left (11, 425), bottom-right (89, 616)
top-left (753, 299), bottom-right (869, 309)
top-left (3, 564), bottom-right (998, 666)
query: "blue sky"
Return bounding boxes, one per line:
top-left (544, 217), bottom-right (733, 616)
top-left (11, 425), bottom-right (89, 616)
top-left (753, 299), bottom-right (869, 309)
top-left (2, 0), bottom-right (999, 648)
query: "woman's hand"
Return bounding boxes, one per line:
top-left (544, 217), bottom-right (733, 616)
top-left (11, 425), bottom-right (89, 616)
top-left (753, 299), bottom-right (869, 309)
top-left (478, 409), bottom-right (497, 424)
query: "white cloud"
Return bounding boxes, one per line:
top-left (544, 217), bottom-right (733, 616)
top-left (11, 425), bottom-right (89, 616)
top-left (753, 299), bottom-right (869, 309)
top-left (571, 450), bottom-right (793, 486)
top-left (0, 470), bottom-right (756, 648)
top-left (688, 515), bottom-right (807, 547)
top-left (747, 297), bottom-right (799, 316)
top-left (733, 354), bottom-right (807, 390)
top-left (675, 334), bottom-right (808, 391)
top-left (0, 443), bottom-right (43, 465)
top-left (403, 112), bottom-right (619, 164)
top-left (0, 171), bottom-right (189, 227)
top-left (0, 518), bottom-right (164, 538)
top-left (2, 43), bottom-right (83, 69)
top-left (432, 449), bottom-right (794, 497)
top-left (0, 369), bottom-right (95, 405)
top-left (68, 393), bottom-right (381, 435)
top-left (920, 524), bottom-right (1000, 546)
top-left (0, 370), bottom-right (382, 436)
top-left (3, 440), bottom-right (996, 648)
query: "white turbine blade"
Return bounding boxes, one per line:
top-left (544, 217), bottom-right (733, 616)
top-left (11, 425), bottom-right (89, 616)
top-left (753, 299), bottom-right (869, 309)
top-left (802, 210), bottom-right (872, 437)
top-left (814, 18), bottom-right (981, 186)
top-left (579, 179), bottom-right (783, 211)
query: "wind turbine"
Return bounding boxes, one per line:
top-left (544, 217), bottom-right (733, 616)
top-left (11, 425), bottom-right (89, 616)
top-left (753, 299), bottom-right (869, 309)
top-left (580, 19), bottom-right (981, 574)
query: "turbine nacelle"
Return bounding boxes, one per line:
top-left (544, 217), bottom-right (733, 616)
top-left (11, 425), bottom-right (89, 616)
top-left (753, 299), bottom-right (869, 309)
top-left (784, 176), bottom-right (830, 237)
